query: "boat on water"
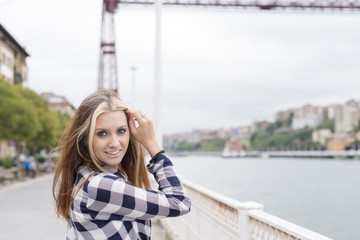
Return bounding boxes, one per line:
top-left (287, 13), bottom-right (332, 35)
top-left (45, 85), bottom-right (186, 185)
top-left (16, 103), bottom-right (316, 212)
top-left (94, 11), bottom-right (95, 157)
top-left (222, 148), bottom-right (246, 158)
top-left (222, 137), bottom-right (246, 158)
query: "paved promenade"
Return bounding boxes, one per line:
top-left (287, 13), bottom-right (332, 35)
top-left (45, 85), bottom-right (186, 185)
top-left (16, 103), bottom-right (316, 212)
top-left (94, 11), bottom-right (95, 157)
top-left (0, 174), bottom-right (168, 240)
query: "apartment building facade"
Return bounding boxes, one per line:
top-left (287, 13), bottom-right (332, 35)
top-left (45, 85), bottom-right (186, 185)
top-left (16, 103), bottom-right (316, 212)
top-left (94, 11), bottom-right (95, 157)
top-left (291, 104), bottom-right (328, 130)
top-left (334, 100), bottom-right (360, 133)
top-left (40, 92), bottom-right (75, 116)
top-left (0, 24), bottom-right (30, 157)
top-left (0, 24), bottom-right (29, 85)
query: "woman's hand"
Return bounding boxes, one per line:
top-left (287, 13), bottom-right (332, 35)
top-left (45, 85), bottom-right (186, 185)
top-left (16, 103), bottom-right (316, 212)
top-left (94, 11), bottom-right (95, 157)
top-left (126, 109), bottom-right (162, 158)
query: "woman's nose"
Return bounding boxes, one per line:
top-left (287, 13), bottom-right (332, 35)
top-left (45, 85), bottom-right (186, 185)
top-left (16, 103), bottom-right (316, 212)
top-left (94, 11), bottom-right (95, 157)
top-left (109, 134), bottom-right (120, 147)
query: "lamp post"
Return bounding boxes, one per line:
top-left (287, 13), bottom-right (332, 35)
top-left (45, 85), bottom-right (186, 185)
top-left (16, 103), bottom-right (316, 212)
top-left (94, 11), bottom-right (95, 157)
top-left (154, 0), bottom-right (163, 147)
top-left (130, 64), bottom-right (137, 107)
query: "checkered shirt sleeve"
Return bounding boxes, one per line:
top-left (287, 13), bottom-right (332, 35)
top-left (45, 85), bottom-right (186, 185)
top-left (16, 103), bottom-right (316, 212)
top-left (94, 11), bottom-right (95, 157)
top-left (66, 153), bottom-right (191, 240)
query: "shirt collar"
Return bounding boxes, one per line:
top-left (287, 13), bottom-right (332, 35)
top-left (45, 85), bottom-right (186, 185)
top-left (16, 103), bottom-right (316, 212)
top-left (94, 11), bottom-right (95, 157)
top-left (102, 164), bottom-right (128, 181)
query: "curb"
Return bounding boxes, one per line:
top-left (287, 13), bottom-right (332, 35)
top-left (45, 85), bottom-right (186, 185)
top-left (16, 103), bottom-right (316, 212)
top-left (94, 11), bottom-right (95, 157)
top-left (0, 172), bottom-right (53, 194)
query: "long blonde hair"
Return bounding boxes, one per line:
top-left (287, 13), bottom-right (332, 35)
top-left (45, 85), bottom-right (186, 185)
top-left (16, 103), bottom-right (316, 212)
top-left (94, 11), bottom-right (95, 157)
top-left (52, 89), bottom-right (150, 221)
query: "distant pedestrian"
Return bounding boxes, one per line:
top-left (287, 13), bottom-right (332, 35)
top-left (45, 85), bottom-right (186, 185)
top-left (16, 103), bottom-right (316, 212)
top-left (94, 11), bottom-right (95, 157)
top-left (18, 153), bottom-right (26, 174)
top-left (24, 156), bottom-right (30, 177)
top-left (52, 89), bottom-right (191, 239)
top-left (29, 157), bottom-right (36, 178)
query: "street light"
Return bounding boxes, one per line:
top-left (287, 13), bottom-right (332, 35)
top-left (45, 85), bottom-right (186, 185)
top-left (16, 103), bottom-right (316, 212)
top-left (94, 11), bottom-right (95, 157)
top-left (130, 64), bottom-right (137, 107)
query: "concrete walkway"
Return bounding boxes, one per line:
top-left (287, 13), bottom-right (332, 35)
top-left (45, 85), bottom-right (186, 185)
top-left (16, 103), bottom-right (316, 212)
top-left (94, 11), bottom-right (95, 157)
top-left (152, 220), bottom-right (169, 240)
top-left (0, 174), bottom-right (67, 240)
top-left (0, 174), bottom-right (168, 240)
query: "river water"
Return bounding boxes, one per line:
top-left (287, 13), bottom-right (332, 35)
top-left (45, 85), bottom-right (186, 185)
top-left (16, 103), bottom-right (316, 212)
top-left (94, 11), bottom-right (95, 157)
top-left (170, 154), bottom-right (360, 240)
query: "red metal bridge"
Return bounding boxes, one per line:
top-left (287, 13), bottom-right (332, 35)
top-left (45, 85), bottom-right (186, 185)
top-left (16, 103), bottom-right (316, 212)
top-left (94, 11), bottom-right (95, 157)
top-left (98, 0), bottom-right (360, 93)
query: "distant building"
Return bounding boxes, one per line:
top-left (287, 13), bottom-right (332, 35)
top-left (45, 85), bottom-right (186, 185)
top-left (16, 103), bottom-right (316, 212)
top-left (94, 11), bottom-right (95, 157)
top-left (326, 104), bottom-right (338, 119)
top-left (0, 24), bottom-right (29, 85)
top-left (217, 128), bottom-right (232, 140)
top-left (40, 92), bottom-right (75, 116)
top-left (222, 138), bottom-right (243, 157)
top-left (312, 129), bottom-right (332, 146)
top-left (291, 104), bottom-right (327, 130)
top-left (163, 132), bottom-right (187, 149)
top-left (190, 129), bottom-right (227, 142)
top-left (355, 131), bottom-right (360, 142)
top-left (0, 24), bottom-right (30, 157)
top-left (326, 133), bottom-right (354, 151)
top-left (275, 109), bottom-right (294, 122)
top-left (186, 130), bottom-right (201, 144)
top-left (253, 121), bottom-right (271, 131)
top-left (163, 128), bottom-right (232, 150)
top-left (237, 125), bottom-right (253, 138)
top-left (236, 125), bottom-right (253, 149)
top-left (334, 102), bottom-right (359, 133)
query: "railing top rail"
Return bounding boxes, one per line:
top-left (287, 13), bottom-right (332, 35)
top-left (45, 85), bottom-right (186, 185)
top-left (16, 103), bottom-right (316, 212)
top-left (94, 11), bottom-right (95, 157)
top-left (249, 209), bottom-right (334, 240)
top-left (182, 178), bottom-right (264, 210)
top-left (116, 0), bottom-right (360, 10)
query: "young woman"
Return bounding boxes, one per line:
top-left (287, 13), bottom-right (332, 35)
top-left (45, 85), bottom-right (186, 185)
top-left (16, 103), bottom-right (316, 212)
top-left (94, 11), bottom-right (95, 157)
top-left (53, 89), bottom-right (191, 239)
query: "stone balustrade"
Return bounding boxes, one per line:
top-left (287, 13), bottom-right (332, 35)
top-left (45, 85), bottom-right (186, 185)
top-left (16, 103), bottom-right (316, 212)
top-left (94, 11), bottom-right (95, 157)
top-left (159, 179), bottom-right (333, 240)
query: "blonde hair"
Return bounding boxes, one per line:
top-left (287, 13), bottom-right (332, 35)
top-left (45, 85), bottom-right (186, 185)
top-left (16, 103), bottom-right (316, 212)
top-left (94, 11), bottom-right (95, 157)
top-left (52, 89), bottom-right (150, 221)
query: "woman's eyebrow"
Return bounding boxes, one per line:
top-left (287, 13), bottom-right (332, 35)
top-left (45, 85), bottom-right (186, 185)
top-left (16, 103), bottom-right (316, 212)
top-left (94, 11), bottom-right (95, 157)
top-left (95, 128), bottom-right (107, 131)
top-left (95, 125), bottom-right (128, 131)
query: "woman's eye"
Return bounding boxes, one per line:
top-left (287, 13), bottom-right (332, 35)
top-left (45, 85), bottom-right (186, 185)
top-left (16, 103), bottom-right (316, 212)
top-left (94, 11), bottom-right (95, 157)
top-left (118, 129), bottom-right (126, 134)
top-left (97, 131), bottom-right (107, 137)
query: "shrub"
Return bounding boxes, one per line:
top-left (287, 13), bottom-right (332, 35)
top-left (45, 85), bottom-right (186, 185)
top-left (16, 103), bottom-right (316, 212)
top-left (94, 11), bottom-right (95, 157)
top-left (37, 156), bottom-right (46, 163)
top-left (0, 156), bottom-right (13, 169)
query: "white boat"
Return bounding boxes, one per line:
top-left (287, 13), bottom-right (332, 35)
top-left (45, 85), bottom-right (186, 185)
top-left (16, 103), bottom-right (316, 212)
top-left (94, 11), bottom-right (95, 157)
top-left (222, 138), bottom-right (245, 158)
top-left (222, 148), bottom-right (246, 158)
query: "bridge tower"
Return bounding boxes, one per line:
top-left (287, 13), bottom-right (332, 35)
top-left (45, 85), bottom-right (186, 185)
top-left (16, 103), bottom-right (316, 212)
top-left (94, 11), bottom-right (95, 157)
top-left (98, 0), bottom-right (119, 93)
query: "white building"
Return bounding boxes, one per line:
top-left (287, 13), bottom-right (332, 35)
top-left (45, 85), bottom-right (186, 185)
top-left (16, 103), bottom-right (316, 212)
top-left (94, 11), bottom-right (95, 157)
top-left (334, 103), bottom-right (359, 133)
top-left (0, 24), bottom-right (29, 85)
top-left (186, 131), bottom-right (201, 144)
top-left (312, 129), bottom-right (332, 146)
top-left (40, 92), bottom-right (75, 116)
top-left (291, 104), bottom-right (327, 130)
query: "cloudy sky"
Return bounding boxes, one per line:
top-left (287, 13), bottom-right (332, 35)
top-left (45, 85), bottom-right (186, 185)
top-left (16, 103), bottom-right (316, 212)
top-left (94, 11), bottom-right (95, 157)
top-left (1, 0), bottom-right (360, 134)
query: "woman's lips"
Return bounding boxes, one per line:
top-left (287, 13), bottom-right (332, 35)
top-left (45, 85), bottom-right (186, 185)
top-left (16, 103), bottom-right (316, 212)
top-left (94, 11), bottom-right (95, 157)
top-left (105, 150), bottom-right (121, 157)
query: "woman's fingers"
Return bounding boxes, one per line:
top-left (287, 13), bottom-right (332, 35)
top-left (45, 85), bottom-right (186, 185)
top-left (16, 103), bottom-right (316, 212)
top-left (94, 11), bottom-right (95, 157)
top-left (126, 108), bottom-right (152, 138)
top-left (126, 109), bottom-right (147, 123)
top-left (125, 109), bottom-right (160, 155)
top-left (127, 113), bottom-right (137, 132)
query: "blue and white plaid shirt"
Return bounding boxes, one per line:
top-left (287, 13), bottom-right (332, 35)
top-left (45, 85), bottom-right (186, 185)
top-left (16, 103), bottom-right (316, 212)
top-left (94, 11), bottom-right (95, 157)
top-left (66, 153), bottom-right (191, 240)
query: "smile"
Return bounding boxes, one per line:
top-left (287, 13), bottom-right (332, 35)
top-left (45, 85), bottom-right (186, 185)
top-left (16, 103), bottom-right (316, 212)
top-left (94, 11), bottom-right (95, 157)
top-left (106, 150), bottom-right (121, 155)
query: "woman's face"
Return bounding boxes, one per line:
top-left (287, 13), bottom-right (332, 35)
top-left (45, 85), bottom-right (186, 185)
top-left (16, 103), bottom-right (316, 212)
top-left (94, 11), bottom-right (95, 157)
top-left (92, 111), bottom-right (130, 169)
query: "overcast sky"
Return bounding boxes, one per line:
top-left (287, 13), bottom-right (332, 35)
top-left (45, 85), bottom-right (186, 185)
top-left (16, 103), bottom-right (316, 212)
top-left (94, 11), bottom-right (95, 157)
top-left (1, 0), bottom-right (360, 134)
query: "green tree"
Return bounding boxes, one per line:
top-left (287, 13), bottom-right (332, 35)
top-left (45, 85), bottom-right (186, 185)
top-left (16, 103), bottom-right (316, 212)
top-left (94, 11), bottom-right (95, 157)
top-left (0, 80), bottom-right (41, 142)
top-left (177, 142), bottom-right (201, 151)
top-left (266, 114), bottom-right (293, 134)
top-left (283, 113), bottom-right (293, 127)
top-left (265, 123), bottom-right (277, 133)
top-left (250, 130), bottom-right (272, 149)
top-left (200, 139), bottom-right (225, 151)
top-left (0, 79), bottom-right (69, 154)
top-left (250, 126), bottom-right (314, 150)
top-left (55, 110), bottom-right (71, 138)
top-left (319, 119), bottom-right (334, 133)
top-left (21, 88), bottom-right (61, 153)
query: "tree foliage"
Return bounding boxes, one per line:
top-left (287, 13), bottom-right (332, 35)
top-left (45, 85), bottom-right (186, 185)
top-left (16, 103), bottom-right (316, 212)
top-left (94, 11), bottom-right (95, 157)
top-left (319, 119), bottom-right (334, 133)
top-left (249, 112), bottom-right (327, 150)
top-left (0, 79), bottom-right (69, 153)
top-left (200, 139), bottom-right (225, 151)
top-left (251, 127), bottom-right (314, 150)
top-left (168, 138), bottom-right (225, 152)
top-left (176, 142), bottom-right (201, 152)
top-left (0, 80), bottom-right (40, 141)
top-left (266, 113), bottom-right (293, 133)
